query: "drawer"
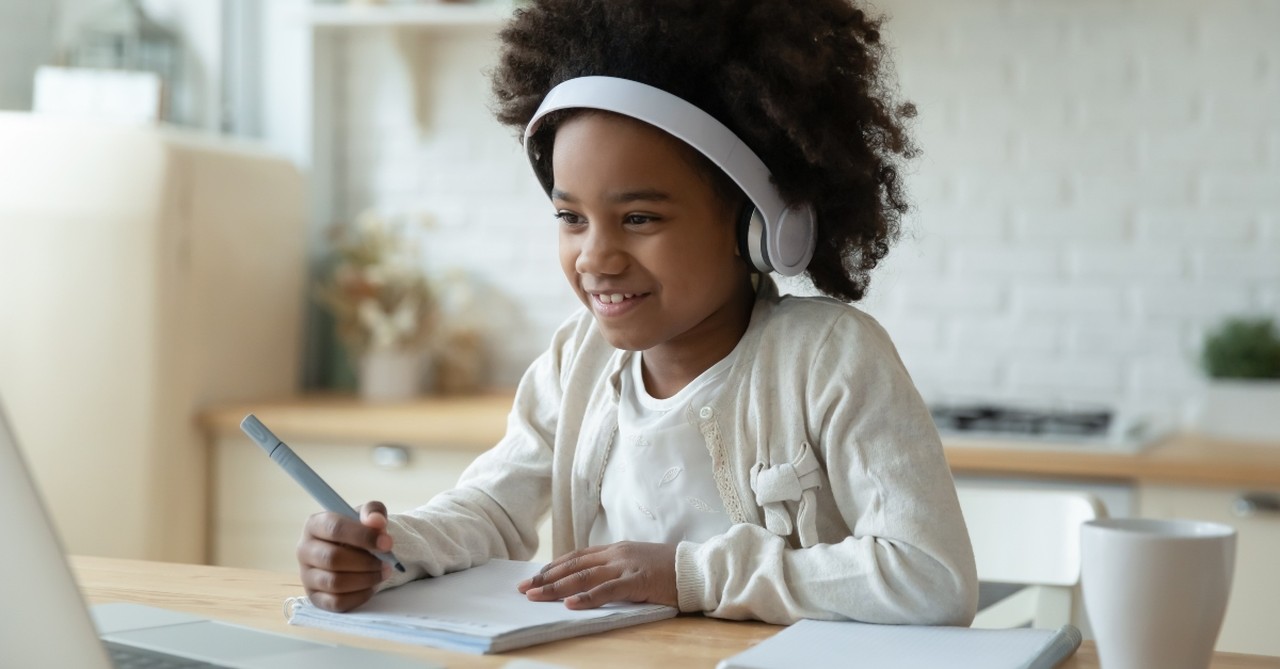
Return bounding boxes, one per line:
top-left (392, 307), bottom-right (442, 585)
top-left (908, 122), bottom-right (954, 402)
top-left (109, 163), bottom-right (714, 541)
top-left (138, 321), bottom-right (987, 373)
top-left (212, 436), bottom-right (552, 572)
top-left (1138, 483), bottom-right (1280, 656)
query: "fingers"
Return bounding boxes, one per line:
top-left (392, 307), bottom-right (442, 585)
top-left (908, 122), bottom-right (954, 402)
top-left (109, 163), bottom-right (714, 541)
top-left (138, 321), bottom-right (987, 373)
top-left (359, 502), bottom-right (395, 553)
top-left (518, 545), bottom-right (610, 593)
top-left (297, 510), bottom-right (387, 573)
top-left (296, 503), bottom-right (397, 613)
top-left (521, 546), bottom-right (621, 602)
top-left (307, 588), bottom-right (376, 613)
top-left (296, 536), bottom-right (385, 613)
top-left (359, 501), bottom-right (389, 529)
top-left (300, 564), bottom-right (385, 595)
top-left (565, 578), bottom-right (627, 610)
top-left (297, 535), bottom-right (384, 572)
top-left (305, 510), bottom-right (384, 552)
top-left (524, 562), bottom-right (617, 603)
top-left (521, 541), bottom-right (679, 609)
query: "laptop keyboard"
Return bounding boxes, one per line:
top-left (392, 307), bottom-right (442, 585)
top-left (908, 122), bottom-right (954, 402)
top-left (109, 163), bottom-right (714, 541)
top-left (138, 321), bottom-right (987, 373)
top-left (105, 640), bottom-right (227, 668)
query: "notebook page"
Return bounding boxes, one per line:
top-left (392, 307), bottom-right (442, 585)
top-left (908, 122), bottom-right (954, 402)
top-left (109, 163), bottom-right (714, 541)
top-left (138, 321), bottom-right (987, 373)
top-left (719, 619), bottom-right (1070, 669)
top-left (317, 559), bottom-right (670, 637)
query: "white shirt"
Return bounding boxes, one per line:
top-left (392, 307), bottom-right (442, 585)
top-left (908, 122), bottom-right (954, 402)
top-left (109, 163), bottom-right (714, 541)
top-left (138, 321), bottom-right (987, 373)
top-left (589, 350), bottom-right (737, 546)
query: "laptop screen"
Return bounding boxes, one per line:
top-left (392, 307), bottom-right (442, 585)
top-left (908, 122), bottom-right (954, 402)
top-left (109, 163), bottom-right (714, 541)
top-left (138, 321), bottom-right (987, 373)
top-left (0, 398), bottom-right (113, 668)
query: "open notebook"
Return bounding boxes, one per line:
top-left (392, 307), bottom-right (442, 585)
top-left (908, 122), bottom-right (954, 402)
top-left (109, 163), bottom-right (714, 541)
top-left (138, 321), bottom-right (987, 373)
top-left (717, 619), bottom-right (1082, 669)
top-left (285, 559), bottom-right (677, 654)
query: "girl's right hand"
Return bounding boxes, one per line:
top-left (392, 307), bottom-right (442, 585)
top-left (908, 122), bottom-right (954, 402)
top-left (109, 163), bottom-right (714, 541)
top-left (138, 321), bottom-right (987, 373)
top-left (297, 500), bottom-right (395, 612)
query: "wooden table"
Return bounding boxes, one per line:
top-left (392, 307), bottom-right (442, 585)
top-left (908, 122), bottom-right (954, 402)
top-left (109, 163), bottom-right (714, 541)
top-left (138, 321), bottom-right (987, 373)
top-left (74, 557), bottom-right (1279, 668)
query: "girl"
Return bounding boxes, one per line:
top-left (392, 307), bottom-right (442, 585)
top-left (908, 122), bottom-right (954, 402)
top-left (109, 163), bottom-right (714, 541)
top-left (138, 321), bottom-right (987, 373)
top-left (297, 0), bottom-right (978, 626)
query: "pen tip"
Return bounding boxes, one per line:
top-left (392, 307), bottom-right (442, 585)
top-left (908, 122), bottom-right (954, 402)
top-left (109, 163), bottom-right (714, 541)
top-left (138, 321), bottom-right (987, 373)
top-left (395, 562), bottom-right (406, 573)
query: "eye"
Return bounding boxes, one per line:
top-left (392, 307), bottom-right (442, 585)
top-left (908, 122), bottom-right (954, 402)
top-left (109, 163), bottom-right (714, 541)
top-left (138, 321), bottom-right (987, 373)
top-left (555, 211), bottom-right (585, 227)
top-left (624, 214), bottom-right (657, 226)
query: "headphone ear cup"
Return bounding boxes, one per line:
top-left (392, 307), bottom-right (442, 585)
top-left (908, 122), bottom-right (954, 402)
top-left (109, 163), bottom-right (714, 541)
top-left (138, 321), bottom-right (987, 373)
top-left (737, 205), bottom-right (771, 273)
top-left (768, 203), bottom-right (817, 276)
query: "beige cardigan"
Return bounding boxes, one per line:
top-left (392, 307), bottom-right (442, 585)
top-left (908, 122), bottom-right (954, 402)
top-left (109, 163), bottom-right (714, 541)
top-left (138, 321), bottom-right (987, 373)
top-left (384, 277), bottom-right (978, 626)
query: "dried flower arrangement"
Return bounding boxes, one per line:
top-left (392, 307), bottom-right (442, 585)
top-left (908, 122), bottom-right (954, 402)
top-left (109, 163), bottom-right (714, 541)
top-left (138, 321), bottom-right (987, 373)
top-left (315, 210), bottom-right (437, 358)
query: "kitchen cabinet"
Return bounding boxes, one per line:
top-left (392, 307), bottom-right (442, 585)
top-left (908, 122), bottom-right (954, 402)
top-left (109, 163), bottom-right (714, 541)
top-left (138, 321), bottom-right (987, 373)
top-left (0, 115), bottom-right (306, 563)
top-left (1138, 483), bottom-right (1280, 657)
top-left (212, 433), bottom-right (553, 573)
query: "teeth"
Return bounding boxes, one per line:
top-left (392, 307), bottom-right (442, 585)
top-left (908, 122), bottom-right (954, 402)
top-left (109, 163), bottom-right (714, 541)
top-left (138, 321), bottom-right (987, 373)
top-left (598, 293), bottom-right (638, 304)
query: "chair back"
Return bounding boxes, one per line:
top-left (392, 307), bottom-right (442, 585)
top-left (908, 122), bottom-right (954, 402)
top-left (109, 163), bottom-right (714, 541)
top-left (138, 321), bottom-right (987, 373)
top-left (958, 486), bottom-right (1107, 629)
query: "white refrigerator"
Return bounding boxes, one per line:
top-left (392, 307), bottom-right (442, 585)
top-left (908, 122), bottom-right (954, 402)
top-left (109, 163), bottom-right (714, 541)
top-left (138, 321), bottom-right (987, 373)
top-left (0, 112), bottom-right (306, 563)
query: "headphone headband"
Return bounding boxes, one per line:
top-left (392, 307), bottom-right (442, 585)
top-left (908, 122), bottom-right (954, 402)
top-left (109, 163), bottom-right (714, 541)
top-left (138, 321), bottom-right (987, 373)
top-left (523, 76), bottom-right (815, 276)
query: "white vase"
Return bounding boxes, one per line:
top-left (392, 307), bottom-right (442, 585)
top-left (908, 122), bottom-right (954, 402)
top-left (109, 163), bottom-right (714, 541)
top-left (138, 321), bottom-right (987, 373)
top-left (1194, 380), bottom-right (1280, 444)
top-left (357, 348), bottom-right (430, 403)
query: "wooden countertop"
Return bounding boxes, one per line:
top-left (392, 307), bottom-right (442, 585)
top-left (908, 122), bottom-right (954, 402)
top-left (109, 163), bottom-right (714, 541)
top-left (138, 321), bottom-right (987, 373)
top-left (200, 391), bottom-right (514, 450)
top-left (199, 393), bottom-right (1280, 488)
top-left (942, 434), bottom-right (1280, 488)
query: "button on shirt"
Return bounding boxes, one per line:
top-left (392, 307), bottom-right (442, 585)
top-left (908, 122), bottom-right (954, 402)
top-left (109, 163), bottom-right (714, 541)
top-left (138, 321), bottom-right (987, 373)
top-left (589, 350), bottom-right (737, 546)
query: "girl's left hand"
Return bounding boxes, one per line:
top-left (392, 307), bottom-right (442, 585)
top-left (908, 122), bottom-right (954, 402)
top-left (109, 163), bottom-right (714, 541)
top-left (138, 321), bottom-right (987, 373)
top-left (517, 541), bottom-right (678, 609)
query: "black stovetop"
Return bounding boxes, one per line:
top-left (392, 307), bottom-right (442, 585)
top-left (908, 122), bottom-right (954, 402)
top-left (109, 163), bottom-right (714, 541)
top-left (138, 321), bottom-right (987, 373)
top-left (929, 404), bottom-right (1113, 438)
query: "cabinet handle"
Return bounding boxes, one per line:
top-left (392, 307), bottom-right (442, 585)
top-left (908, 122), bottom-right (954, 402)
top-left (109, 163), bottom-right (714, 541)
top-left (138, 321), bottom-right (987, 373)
top-left (1232, 493), bottom-right (1280, 518)
top-left (371, 444), bottom-right (411, 470)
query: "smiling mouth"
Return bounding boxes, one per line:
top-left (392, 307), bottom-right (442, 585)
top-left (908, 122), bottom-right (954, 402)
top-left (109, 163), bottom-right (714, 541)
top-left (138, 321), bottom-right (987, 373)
top-left (592, 292), bottom-right (647, 305)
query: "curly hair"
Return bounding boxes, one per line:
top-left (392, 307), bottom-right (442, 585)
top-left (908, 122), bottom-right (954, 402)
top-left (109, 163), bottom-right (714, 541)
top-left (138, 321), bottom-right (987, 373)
top-left (490, 0), bottom-right (917, 303)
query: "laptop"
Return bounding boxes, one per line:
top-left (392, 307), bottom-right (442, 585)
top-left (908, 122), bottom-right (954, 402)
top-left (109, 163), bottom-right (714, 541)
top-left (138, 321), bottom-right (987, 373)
top-left (0, 398), bottom-right (438, 668)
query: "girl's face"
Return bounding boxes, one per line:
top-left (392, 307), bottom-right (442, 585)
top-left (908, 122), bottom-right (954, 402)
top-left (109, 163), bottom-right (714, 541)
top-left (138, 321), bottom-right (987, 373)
top-left (551, 112), bottom-right (753, 357)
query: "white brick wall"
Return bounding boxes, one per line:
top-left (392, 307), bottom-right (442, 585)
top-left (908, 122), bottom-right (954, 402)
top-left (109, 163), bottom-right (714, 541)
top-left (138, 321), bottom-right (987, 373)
top-left (330, 0), bottom-right (1280, 420)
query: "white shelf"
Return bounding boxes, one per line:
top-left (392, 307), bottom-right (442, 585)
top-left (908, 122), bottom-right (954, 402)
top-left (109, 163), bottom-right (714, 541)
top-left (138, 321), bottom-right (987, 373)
top-left (306, 3), bottom-right (514, 28)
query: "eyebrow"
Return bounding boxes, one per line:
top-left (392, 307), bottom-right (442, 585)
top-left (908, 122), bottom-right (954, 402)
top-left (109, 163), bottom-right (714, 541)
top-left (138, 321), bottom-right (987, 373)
top-left (550, 188), bottom-right (673, 204)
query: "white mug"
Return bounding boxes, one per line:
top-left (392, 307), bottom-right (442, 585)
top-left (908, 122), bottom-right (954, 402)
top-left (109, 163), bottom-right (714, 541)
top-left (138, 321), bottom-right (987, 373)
top-left (1081, 518), bottom-right (1236, 669)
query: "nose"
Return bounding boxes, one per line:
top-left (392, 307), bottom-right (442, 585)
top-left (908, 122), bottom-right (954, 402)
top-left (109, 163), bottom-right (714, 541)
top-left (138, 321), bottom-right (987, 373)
top-left (573, 223), bottom-right (628, 276)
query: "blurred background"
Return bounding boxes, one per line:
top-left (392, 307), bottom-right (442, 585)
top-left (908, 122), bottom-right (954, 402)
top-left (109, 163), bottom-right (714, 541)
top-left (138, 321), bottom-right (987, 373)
top-left (0, 0), bottom-right (1277, 654)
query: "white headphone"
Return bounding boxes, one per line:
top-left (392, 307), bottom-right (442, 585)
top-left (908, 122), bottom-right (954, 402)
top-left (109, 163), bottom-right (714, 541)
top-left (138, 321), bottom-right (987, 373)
top-left (523, 76), bottom-right (817, 276)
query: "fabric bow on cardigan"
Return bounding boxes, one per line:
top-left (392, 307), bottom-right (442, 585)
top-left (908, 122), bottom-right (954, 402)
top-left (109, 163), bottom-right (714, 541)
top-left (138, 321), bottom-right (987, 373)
top-left (749, 442), bottom-right (824, 547)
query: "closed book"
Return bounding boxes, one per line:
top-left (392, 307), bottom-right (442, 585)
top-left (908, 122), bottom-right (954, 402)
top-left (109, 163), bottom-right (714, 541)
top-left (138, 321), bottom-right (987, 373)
top-left (284, 559), bottom-right (677, 655)
top-left (717, 619), bottom-right (1082, 669)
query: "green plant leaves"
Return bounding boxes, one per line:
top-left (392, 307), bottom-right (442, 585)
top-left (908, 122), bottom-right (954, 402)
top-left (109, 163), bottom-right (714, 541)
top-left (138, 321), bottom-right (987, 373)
top-left (1202, 317), bottom-right (1280, 379)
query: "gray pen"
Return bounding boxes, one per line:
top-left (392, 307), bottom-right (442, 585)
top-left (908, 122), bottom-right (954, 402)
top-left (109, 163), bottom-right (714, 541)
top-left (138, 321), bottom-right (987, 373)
top-left (240, 413), bottom-right (406, 573)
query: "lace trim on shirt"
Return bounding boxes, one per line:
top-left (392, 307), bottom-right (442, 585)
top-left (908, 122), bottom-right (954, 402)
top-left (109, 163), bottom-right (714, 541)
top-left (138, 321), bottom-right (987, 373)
top-left (700, 417), bottom-right (747, 524)
top-left (595, 425), bottom-right (620, 494)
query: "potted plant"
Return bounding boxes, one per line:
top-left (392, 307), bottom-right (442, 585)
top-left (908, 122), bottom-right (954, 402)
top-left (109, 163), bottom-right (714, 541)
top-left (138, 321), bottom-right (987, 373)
top-left (316, 209), bottom-right (438, 402)
top-left (1196, 316), bottom-right (1280, 443)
